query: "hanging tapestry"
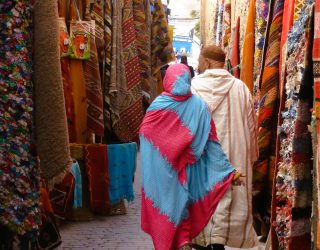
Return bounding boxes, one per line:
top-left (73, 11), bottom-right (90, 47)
top-left (254, 0), bottom-right (271, 110)
top-left (0, 0), bottom-right (40, 237)
top-left (85, 144), bottom-right (110, 214)
top-left (83, 21), bottom-right (105, 137)
top-left (230, 17), bottom-right (240, 78)
top-left (222, 0), bottom-right (231, 55)
top-left (151, 0), bottom-right (175, 78)
top-left (110, 0), bottom-right (145, 142)
top-left (253, 0), bottom-right (284, 241)
top-left (133, 0), bottom-right (152, 98)
top-left (272, 4), bottom-right (314, 249)
top-left (240, 0), bottom-right (255, 93)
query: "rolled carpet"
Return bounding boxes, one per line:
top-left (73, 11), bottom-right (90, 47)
top-left (33, 0), bottom-right (71, 187)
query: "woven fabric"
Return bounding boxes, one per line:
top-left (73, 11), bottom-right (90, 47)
top-left (230, 17), bottom-right (240, 78)
top-left (215, 0), bottom-right (225, 47)
top-left (253, 0), bottom-right (271, 110)
top-left (107, 143), bottom-right (137, 205)
top-left (240, 0), bottom-right (255, 93)
top-left (294, 0), bottom-right (306, 21)
top-left (222, 0), bottom-right (231, 54)
top-left (33, 0), bottom-right (71, 185)
top-left (70, 161), bottom-right (82, 209)
top-left (83, 23), bottom-right (105, 137)
top-left (140, 64), bottom-right (235, 250)
top-left (279, 0), bottom-right (295, 98)
top-left (314, 0), bottom-right (320, 248)
top-left (87, 0), bottom-right (105, 62)
top-left (69, 0), bottom-right (88, 143)
top-left (253, 0), bottom-right (284, 241)
top-left (103, 0), bottom-right (112, 97)
top-left (151, 0), bottom-right (175, 77)
top-left (133, 0), bottom-right (152, 96)
top-left (0, 0), bottom-right (40, 237)
top-left (112, 0), bottom-right (145, 142)
top-left (272, 4), bottom-right (314, 249)
top-left (59, 18), bottom-right (77, 142)
top-left (85, 144), bottom-right (110, 214)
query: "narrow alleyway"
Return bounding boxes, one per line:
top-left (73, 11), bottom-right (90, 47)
top-left (59, 159), bottom-right (265, 250)
top-left (59, 157), bottom-right (154, 250)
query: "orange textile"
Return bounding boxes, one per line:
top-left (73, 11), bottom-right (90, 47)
top-left (240, 0), bottom-right (255, 93)
top-left (40, 187), bottom-right (54, 214)
top-left (69, 60), bottom-right (88, 143)
top-left (68, 0), bottom-right (88, 143)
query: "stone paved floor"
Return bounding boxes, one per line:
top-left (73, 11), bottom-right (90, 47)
top-left (59, 162), bottom-right (265, 250)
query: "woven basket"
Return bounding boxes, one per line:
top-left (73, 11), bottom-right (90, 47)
top-left (69, 143), bottom-right (85, 160)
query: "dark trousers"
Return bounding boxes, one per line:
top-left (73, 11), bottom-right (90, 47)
top-left (193, 244), bottom-right (225, 250)
top-left (206, 244), bottom-right (225, 250)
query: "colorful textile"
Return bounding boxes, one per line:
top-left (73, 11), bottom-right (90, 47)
top-left (213, 0), bottom-right (220, 44)
top-left (103, 0), bottom-right (112, 98)
top-left (85, 144), bottom-right (110, 214)
top-left (86, 0), bottom-right (105, 62)
top-left (68, 0), bottom-right (88, 144)
top-left (140, 64), bottom-right (235, 250)
top-left (0, 0), bottom-right (40, 236)
top-left (151, 0), bottom-right (175, 80)
top-left (112, 0), bottom-right (145, 142)
top-left (33, 0), bottom-right (72, 185)
top-left (314, 0), bottom-right (320, 247)
top-left (38, 187), bottom-right (61, 250)
top-left (107, 143), bottom-right (137, 205)
top-left (70, 60), bottom-right (88, 143)
top-left (50, 173), bottom-right (75, 220)
top-left (58, 11), bottom-right (77, 143)
top-left (70, 160), bottom-right (82, 208)
top-left (83, 22), bottom-right (105, 137)
top-left (133, 0), bottom-right (152, 97)
top-left (253, 0), bottom-right (270, 110)
top-left (230, 17), bottom-right (240, 78)
top-left (222, 0), bottom-right (231, 54)
top-left (192, 69), bottom-right (259, 248)
top-left (279, 0), bottom-right (295, 97)
top-left (105, 0), bottom-right (123, 134)
top-left (215, 0), bottom-right (225, 47)
top-left (253, 0), bottom-right (284, 241)
top-left (272, 4), bottom-right (314, 249)
top-left (240, 0), bottom-right (255, 93)
top-left (103, 0), bottom-right (112, 136)
top-left (61, 58), bottom-right (77, 142)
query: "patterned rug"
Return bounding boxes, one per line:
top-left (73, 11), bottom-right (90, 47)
top-left (112, 0), bottom-right (145, 142)
top-left (133, 0), bottom-right (152, 97)
top-left (253, 0), bottom-right (284, 241)
top-left (0, 0), bottom-right (40, 238)
top-left (272, 4), bottom-right (314, 249)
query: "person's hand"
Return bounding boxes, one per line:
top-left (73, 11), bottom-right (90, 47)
top-left (232, 171), bottom-right (245, 186)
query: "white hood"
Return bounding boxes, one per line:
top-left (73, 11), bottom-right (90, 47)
top-left (191, 69), bottom-right (236, 112)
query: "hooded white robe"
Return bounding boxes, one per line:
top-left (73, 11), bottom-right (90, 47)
top-left (192, 69), bottom-right (259, 248)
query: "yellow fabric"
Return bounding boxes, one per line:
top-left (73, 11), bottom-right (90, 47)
top-left (69, 0), bottom-right (88, 143)
top-left (240, 0), bottom-right (255, 93)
